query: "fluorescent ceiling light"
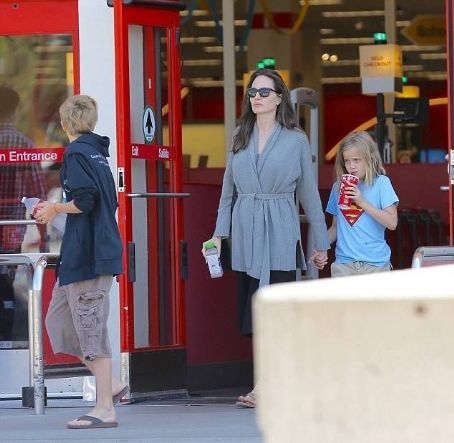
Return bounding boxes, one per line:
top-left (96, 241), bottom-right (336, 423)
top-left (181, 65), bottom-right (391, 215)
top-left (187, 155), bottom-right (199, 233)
top-left (321, 37), bottom-right (374, 44)
top-left (426, 73), bottom-right (447, 80)
top-left (402, 65), bottom-right (425, 71)
top-left (180, 36), bottom-right (217, 44)
top-left (320, 29), bottom-right (335, 35)
top-left (419, 53), bottom-right (446, 60)
top-left (401, 45), bottom-right (444, 52)
top-left (183, 59), bottom-right (222, 67)
top-left (409, 71), bottom-right (446, 80)
top-left (303, 0), bottom-right (342, 4)
top-left (204, 45), bottom-right (243, 53)
top-left (195, 20), bottom-right (246, 27)
top-left (322, 10), bottom-right (384, 18)
top-left (180, 9), bottom-right (208, 17)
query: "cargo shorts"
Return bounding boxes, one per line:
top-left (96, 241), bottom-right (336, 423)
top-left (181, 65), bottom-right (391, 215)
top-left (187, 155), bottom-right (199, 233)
top-left (45, 275), bottom-right (113, 362)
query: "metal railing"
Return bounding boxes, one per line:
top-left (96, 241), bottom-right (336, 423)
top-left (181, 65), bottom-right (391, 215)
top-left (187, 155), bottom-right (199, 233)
top-left (411, 246), bottom-right (454, 268)
top-left (0, 219), bottom-right (59, 415)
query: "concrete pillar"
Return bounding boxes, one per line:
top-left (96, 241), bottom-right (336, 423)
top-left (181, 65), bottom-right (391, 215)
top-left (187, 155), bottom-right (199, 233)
top-left (385, 0), bottom-right (397, 162)
top-left (246, 0), bottom-right (325, 157)
top-left (254, 265), bottom-right (454, 442)
top-left (222, 0), bottom-right (236, 157)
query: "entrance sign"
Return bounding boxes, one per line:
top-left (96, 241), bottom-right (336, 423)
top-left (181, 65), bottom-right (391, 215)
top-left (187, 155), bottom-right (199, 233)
top-left (142, 105), bottom-right (156, 143)
top-left (359, 44), bottom-right (403, 94)
top-left (0, 147), bottom-right (64, 163)
top-left (402, 15), bottom-right (445, 46)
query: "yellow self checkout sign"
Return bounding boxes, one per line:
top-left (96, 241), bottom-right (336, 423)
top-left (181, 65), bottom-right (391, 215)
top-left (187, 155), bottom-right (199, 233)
top-left (243, 57), bottom-right (290, 91)
top-left (243, 70), bottom-right (290, 92)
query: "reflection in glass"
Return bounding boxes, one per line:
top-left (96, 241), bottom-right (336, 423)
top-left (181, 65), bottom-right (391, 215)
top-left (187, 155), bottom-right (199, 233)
top-left (0, 34), bottom-right (72, 345)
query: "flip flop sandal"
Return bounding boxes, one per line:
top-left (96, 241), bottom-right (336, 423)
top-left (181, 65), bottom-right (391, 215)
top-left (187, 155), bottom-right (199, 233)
top-left (67, 415), bottom-right (118, 429)
top-left (235, 399), bottom-right (256, 408)
top-left (235, 392), bottom-right (256, 408)
top-left (112, 385), bottom-right (129, 405)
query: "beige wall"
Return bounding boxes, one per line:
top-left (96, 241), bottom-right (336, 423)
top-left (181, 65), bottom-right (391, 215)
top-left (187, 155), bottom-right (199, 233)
top-left (164, 123), bottom-right (227, 168)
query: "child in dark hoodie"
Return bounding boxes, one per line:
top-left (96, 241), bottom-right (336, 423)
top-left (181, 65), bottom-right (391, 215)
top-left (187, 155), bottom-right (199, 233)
top-left (34, 95), bottom-right (124, 429)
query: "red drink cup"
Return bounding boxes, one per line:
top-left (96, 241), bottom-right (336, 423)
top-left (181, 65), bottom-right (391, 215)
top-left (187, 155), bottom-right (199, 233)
top-left (338, 174), bottom-right (359, 208)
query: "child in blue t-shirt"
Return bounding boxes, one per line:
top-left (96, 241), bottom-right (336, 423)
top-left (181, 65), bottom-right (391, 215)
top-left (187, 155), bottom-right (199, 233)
top-left (326, 131), bottom-right (399, 277)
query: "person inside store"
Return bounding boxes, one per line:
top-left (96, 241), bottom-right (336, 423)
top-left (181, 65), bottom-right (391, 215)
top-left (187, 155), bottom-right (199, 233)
top-left (202, 68), bottom-right (330, 408)
top-left (35, 95), bottom-right (125, 429)
top-left (0, 85), bottom-right (47, 342)
top-left (326, 130), bottom-right (399, 277)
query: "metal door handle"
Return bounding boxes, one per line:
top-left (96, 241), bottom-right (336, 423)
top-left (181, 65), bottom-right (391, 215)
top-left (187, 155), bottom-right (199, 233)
top-left (127, 192), bottom-right (190, 198)
top-left (0, 220), bottom-right (37, 225)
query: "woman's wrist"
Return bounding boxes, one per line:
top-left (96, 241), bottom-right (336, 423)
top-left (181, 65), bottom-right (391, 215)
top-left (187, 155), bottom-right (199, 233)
top-left (53, 203), bottom-right (60, 213)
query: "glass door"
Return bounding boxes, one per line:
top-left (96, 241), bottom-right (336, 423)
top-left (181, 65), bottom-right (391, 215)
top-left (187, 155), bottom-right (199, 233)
top-left (113, 1), bottom-right (187, 395)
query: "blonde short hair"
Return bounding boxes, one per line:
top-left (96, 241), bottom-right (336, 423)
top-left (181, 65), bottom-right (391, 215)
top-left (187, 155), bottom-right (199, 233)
top-left (59, 95), bottom-right (98, 136)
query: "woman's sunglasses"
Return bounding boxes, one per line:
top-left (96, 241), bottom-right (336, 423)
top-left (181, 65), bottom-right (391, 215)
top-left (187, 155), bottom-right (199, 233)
top-left (246, 87), bottom-right (277, 98)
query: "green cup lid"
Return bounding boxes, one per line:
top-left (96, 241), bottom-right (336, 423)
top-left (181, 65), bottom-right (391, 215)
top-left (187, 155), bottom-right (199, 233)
top-left (203, 240), bottom-right (216, 249)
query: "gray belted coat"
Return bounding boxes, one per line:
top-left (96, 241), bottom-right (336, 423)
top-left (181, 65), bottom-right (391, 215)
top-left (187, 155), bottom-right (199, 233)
top-left (214, 124), bottom-right (330, 287)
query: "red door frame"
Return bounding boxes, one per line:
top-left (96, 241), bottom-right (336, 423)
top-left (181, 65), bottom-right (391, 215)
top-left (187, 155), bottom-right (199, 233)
top-left (446, 0), bottom-right (454, 244)
top-left (0, 0), bottom-right (80, 365)
top-left (113, 0), bottom-right (185, 353)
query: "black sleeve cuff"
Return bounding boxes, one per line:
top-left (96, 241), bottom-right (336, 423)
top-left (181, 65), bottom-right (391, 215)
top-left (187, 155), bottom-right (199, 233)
top-left (72, 187), bottom-right (99, 213)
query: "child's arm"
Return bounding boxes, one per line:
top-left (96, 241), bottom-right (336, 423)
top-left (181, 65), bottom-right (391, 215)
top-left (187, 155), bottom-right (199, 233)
top-left (350, 185), bottom-right (398, 230)
top-left (328, 216), bottom-right (337, 244)
top-left (361, 202), bottom-right (398, 230)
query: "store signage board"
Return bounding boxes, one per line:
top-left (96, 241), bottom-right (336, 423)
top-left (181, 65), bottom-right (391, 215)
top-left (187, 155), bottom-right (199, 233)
top-left (402, 15), bottom-right (445, 46)
top-left (0, 147), bottom-right (65, 163)
top-left (359, 44), bottom-right (403, 94)
top-left (131, 144), bottom-right (172, 160)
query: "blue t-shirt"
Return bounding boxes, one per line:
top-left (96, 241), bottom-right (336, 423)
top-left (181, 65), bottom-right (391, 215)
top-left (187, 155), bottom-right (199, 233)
top-left (326, 175), bottom-right (399, 266)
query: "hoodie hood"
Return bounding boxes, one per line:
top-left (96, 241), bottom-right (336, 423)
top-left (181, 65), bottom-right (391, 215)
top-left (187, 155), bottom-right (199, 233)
top-left (73, 132), bottom-right (111, 157)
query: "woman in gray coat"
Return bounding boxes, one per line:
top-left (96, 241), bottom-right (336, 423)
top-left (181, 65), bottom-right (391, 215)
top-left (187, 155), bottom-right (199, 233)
top-left (203, 69), bottom-right (329, 407)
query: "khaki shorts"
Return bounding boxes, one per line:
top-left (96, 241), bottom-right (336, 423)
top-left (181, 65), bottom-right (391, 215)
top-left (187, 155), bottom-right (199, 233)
top-left (45, 275), bottom-right (113, 361)
top-left (331, 261), bottom-right (391, 278)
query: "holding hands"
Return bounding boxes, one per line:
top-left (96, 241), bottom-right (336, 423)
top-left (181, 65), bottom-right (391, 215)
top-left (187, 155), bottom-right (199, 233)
top-left (309, 250), bottom-right (328, 270)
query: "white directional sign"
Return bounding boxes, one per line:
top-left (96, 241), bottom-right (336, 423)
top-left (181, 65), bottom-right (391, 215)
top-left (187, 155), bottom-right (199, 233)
top-left (359, 44), bottom-right (403, 94)
top-left (142, 106), bottom-right (156, 143)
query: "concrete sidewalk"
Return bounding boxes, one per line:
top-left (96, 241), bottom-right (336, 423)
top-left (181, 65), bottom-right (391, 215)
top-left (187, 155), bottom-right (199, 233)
top-left (0, 390), bottom-right (263, 442)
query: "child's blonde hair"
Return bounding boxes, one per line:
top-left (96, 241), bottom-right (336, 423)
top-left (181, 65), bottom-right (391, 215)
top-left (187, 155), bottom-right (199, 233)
top-left (59, 95), bottom-right (98, 136)
top-left (335, 131), bottom-right (386, 186)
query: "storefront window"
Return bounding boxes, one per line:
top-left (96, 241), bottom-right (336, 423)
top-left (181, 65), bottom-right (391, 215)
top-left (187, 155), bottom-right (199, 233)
top-left (0, 34), bottom-right (72, 346)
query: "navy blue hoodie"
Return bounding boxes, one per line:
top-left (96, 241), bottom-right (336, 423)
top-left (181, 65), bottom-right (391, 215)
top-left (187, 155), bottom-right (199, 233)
top-left (57, 132), bottom-right (123, 285)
